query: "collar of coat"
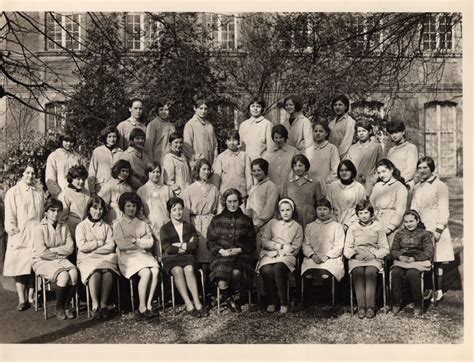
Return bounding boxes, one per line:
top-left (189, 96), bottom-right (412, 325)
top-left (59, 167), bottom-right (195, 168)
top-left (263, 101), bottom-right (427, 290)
top-left (289, 174), bottom-right (313, 183)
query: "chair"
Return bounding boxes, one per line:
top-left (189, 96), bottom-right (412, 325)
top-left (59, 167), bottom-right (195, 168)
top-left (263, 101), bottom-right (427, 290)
top-left (349, 264), bottom-right (387, 317)
top-left (85, 276), bottom-right (122, 319)
top-left (169, 268), bottom-right (206, 314)
top-left (300, 272), bottom-right (336, 309)
top-left (34, 274), bottom-right (79, 320)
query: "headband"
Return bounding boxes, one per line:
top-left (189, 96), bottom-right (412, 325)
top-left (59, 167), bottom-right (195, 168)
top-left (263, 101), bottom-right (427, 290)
top-left (278, 198), bottom-right (295, 212)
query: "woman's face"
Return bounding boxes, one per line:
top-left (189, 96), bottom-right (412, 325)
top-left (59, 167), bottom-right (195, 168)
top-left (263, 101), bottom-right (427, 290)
top-left (132, 135), bottom-right (145, 150)
top-left (313, 125), bottom-right (328, 143)
top-left (403, 214), bottom-right (418, 231)
top-left (226, 194), bottom-right (240, 212)
top-left (149, 167), bottom-right (161, 184)
top-left (339, 164), bottom-right (353, 181)
top-left (417, 161), bottom-right (433, 181)
top-left (89, 204), bottom-right (104, 221)
top-left (106, 132), bottom-right (118, 147)
top-left (123, 201), bottom-right (137, 218)
top-left (316, 206), bottom-right (331, 221)
top-left (226, 137), bottom-right (239, 152)
top-left (62, 139), bottom-right (74, 151)
top-left (273, 133), bottom-right (286, 148)
top-left (194, 103), bottom-right (208, 119)
top-left (377, 165), bottom-right (393, 183)
top-left (390, 131), bottom-right (405, 144)
top-left (252, 165), bottom-right (266, 182)
top-left (284, 100), bottom-right (296, 115)
top-left (46, 207), bottom-right (60, 224)
top-left (170, 138), bottom-right (183, 153)
top-left (22, 166), bottom-right (36, 186)
top-left (357, 127), bottom-right (370, 142)
top-left (333, 100), bottom-right (347, 116)
top-left (357, 209), bottom-right (372, 223)
top-left (71, 177), bottom-right (85, 190)
top-left (249, 102), bottom-right (263, 118)
top-left (199, 163), bottom-right (211, 182)
top-left (118, 168), bottom-right (130, 181)
top-left (293, 160), bottom-right (307, 177)
top-left (170, 203), bottom-right (183, 222)
top-left (158, 104), bottom-right (170, 120)
top-left (129, 101), bottom-right (143, 120)
top-left (279, 202), bottom-right (293, 222)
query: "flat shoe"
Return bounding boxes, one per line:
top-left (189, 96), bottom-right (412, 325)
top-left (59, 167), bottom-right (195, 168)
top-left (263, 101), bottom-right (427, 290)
top-left (392, 306), bottom-right (401, 316)
top-left (100, 308), bottom-right (111, 319)
top-left (357, 308), bottom-right (366, 319)
top-left (366, 308), bottom-right (375, 319)
top-left (56, 309), bottom-right (67, 320)
top-left (17, 303), bottom-right (28, 312)
top-left (196, 307), bottom-right (208, 317)
top-left (184, 308), bottom-right (201, 318)
top-left (227, 298), bottom-right (242, 313)
top-left (65, 309), bottom-right (75, 319)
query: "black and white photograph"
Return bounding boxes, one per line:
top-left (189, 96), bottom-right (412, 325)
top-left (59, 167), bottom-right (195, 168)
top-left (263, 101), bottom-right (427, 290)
top-left (0, 0), bottom-right (470, 355)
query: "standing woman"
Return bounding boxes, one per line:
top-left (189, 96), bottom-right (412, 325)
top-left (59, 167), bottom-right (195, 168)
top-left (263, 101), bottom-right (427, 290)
top-left (183, 97), bottom-right (218, 168)
top-left (88, 125), bottom-right (123, 195)
top-left (411, 157), bottom-right (454, 302)
top-left (207, 189), bottom-right (257, 312)
top-left (283, 95), bottom-right (314, 152)
top-left (32, 198), bottom-right (78, 320)
top-left (76, 196), bottom-right (119, 319)
top-left (4, 164), bottom-right (45, 311)
top-left (45, 133), bottom-right (82, 198)
top-left (145, 101), bottom-right (176, 165)
top-left (120, 128), bottom-right (153, 190)
top-left (328, 94), bottom-right (356, 159)
top-left (181, 159), bottom-right (220, 264)
top-left (98, 159), bottom-right (134, 225)
top-left (58, 165), bottom-right (90, 241)
top-left (239, 97), bottom-right (273, 161)
top-left (386, 120), bottom-right (419, 196)
top-left (327, 160), bottom-right (366, 232)
top-left (162, 132), bottom-right (192, 195)
top-left (370, 159), bottom-right (408, 247)
top-left (116, 98), bottom-right (146, 151)
top-left (345, 119), bottom-right (383, 196)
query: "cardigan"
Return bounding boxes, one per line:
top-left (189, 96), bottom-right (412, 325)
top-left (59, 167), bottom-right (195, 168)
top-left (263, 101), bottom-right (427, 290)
top-left (390, 227), bottom-right (434, 262)
top-left (160, 220), bottom-right (199, 257)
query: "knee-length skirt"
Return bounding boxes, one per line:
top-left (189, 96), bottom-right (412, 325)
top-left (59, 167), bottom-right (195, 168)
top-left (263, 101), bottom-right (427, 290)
top-left (301, 256), bottom-right (345, 281)
top-left (77, 253), bottom-right (120, 284)
top-left (117, 249), bottom-right (159, 279)
top-left (162, 254), bottom-right (197, 275)
top-left (348, 258), bottom-right (384, 273)
top-left (32, 258), bottom-right (76, 282)
top-left (209, 254), bottom-right (256, 285)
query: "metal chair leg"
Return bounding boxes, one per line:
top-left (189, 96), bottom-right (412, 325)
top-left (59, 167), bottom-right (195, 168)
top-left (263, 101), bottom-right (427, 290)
top-left (382, 270), bottom-right (387, 313)
top-left (86, 283), bottom-right (90, 318)
top-left (331, 276), bottom-right (335, 308)
top-left (117, 278), bottom-right (121, 313)
top-left (256, 272), bottom-right (261, 308)
top-left (42, 277), bottom-right (47, 320)
top-left (421, 271), bottom-right (425, 314)
top-left (198, 269), bottom-right (206, 307)
top-left (300, 275), bottom-right (305, 309)
top-left (349, 273), bottom-right (353, 317)
top-left (389, 269), bottom-right (392, 310)
top-left (34, 275), bottom-right (38, 312)
top-left (171, 275), bottom-right (176, 315)
top-left (432, 267), bottom-right (437, 308)
top-left (217, 286), bottom-right (221, 314)
top-left (129, 278), bottom-right (135, 313)
top-left (160, 275), bottom-right (165, 313)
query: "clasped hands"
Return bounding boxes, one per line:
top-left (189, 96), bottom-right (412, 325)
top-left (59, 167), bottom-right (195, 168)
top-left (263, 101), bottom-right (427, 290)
top-left (219, 248), bottom-right (242, 257)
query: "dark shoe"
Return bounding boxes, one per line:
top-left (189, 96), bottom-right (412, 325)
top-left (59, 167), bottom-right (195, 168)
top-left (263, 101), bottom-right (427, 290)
top-left (357, 307), bottom-right (366, 319)
top-left (227, 297), bottom-right (242, 313)
top-left (17, 302), bottom-right (29, 312)
top-left (100, 308), bottom-right (111, 319)
top-left (366, 308), bottom-right (375, 319)
top-left (184, 308), bottom-right (201, 318)
top-left (414, 307), bottom-right (422, 316)
top-left (65, 309), bottom-right (76, 319)
top-left (143, 309), bottom-right (154, 319)
top-left (392, 305), bottom-right (401, 316)
top-left (91, 309), bottom-right (101, 320)
top-left (56, 309), bottom-right (67, 320)
top-left (196, 306), bottom-right (209, 317)
top-left (150, 308), bottom-right (160, 317)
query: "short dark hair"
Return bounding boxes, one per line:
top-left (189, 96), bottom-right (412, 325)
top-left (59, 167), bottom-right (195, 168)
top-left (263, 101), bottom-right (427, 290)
top-left (417, 156), bottom-right (436, 172)
top-left (313, 121), bottom-right (331, 139)
top-left (118, 192), bottom-right (143, 213)
top-left (247, 97), bottom-right (266, 113)
top-left (59, 133), bottom-right (76, 146)
top-left (192, 158), bottom-right (212, 181)
top-left (225, 129), bottom-right (240, 142)
top-left (66, 165), bottom-right (88, 184)
top-left (129, 97), bottom-right (143, 108)
top-left (251, 158), bottom-right (269, 175)
top-left (111, 159), bottom-right (132, 180)
top-left (145, 161), bottom-right (162, 174)
top-left (166, 196), bottom-right (184, 214)
top-left (193, 96), bottom-right (208, 108)
top-left (315, 197), bottom-right (332, 210)
top-left (271, 124), bottom-right (288, 141)
top-left (331, 94), bottom-right (350, 112)
top-left (355, 119), bottom-right (373, 134)
top-left (355, 199), bottom-right (374, 217)
top-left (86, 196), bottom-right (108, 220)
top-left (386, 119), bottom-right (406, 134)
top-left (44, 198), bottom-right (64, 212)
top-left (128, 128), bottom-right (146, 144)
top-left (22, 163), bottom-right (38, 175)
top-left (337, 159), bottom-right (357, 180)
top-left (99, 125), bottom-right (119, 145)
top-left (222, 188), bottom-right (243, 208)
top-left (291, 154), bottom-right (310, 171)
top-left (284, 95), bottom-right (303, 112)
top-left (168, 132), bottom-right (183, 144)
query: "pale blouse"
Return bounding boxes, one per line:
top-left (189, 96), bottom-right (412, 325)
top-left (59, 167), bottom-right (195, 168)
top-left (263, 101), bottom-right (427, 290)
top-left (328, 114), bottom-right (356, 158)
top-left (262, 144), bottom-right (298, 192)
top-left (327, 180), bottom-right (366, 228)
top-left (119, 147), bottom-right (153, 189)
top-left (183, 116), bottom-right (218, 166)
top-left (137, 181), bottom-right (173, 236)
top-left (116, 118), bottom-right (147, 151)
top-left (58, 187), bottom-right (90, 237)
top-left (284, 113), bottom-right (314, 152)
top-left (182, 181), bottom-right (220, 218)
top-left (162, 152), bottom-right (191, 191)
top-left (305, 141), bottom-right (340, 184)
top-left (343, 220), bottom-right (389, 260)
top-left (144, 117), bottom-right (176, 164)
top-left (370, 178), bottom-right (408, 232)
top-left (387, 141), bottom-right (418, 183)
top-left (345, 140), bottom-right (383, 184)
top-left (239, 116), bottom-right (273, 161)
top-left (88, 145), bottom-right (123, 193)
top-left (212, 149), bottom-right (253, 197)
top-left (45, 148), bottom-right (82, 197)
top-left (246, 178), bottom-right (279, 228)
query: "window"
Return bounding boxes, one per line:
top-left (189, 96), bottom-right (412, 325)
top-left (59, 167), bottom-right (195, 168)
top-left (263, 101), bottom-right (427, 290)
top-left (125, 13), bottom-right (146, 51)
top-left (424, 101), bottom-right (457, 176)
top-left (45, 102), bottom-right (65, 131)
top-left (351, 14), bottom-right (384, 52)
top-left (422, 14), bottom-right (453, 51)
top-left (204, 13), bottom-right (238, 50)
top-left (45, 13), bottom-right (82, 51)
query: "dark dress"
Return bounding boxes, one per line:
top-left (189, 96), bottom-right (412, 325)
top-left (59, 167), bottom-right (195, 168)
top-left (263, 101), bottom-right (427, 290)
top-left (160, 220), bottom-right (199, 274)
top-left (207, 208), bottom-right (256, 285)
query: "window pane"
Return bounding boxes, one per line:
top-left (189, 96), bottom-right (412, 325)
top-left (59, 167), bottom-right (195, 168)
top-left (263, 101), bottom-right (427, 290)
top-left (46, 13), bottom-right (62, 50)
top-left (126, 14), bottom-right (143, 50)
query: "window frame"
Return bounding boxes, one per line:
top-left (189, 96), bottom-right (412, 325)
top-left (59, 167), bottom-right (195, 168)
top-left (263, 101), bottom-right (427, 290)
top-left (421, 13), bottom-right (454, 52)
top-left (204, 13), bottom-right (239, 50)
top-left (45, 102), bottom-right (66, 132)
top-left (45, 12), bottom-right (83, 51)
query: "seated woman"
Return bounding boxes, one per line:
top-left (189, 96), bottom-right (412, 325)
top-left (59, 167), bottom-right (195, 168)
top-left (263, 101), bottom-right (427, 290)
top-left (32, 198), bottom-right (78, 320)
top-left (390, 210), bottom-right (434, 316)
top-left (76, 196), bottom-right (120, 319)
top-left (160, 197), bottom-right (207, 318)
top-left (113, 192), bottom-right (160, 319)
top-left (256, 198), bottom-right (303, 314)
top-left (207, 189), bottom-right (256, 313)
